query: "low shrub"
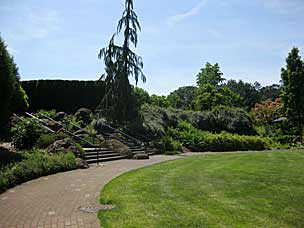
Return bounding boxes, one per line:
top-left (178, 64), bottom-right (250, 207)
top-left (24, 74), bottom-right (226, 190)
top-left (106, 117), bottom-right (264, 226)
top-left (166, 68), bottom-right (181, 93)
top-left (168, 121), bottom-right (268, 152)
top-left (36, 133), bottom-right (70, 149)
top-left (123, 105), bottom-right (255, 141)
top-left (161, 136), bottom-right (183, 152)
top-left (0, 150), bottom-right (77, 193)
top-left (37, 109), bottom-right (57, 119)
top-left (11, 117), bottom-right (43, 150)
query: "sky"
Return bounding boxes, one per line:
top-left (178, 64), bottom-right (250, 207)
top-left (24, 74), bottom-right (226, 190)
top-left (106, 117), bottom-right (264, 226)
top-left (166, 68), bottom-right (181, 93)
top-left (1, 0), bottom-right (304, 95)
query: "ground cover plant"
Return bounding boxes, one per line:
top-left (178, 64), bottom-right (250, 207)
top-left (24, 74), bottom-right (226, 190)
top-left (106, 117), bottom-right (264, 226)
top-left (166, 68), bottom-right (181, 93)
top-left (99, 151), bottom-right (304, 228)
top-left (0, 150), bottom-right (77, 193)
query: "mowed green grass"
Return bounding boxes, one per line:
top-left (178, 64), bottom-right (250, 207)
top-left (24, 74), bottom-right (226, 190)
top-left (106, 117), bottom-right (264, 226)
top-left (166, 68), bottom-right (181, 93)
top-left (99, 151), bottom-right (304, 228)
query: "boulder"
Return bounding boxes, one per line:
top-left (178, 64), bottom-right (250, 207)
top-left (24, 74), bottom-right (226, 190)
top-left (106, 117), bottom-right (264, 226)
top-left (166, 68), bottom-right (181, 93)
top-left (47, 138), bottom-right (82, 157)
top-left (75, 158), bottom-right (89, 169)
top-left (106, 139), bottom-right (132, 158)
top-left (133, 153), bottom-right (149, 160)
top-left (75, 108), bottom-right (92, 124)
top-left (47, 120), bottom-right (62, 132)
top-left (54, 112), bottom-right (67, 121)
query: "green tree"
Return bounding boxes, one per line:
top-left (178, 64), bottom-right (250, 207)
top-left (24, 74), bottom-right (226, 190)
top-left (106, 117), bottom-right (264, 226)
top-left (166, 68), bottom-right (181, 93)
top-left (150, 95), bottom-right (170, 108)
top-left (225, 79), bottom-right (260, 109)
top-left (133, 87), bottom-right (151, 107)
top-left (193, 84), bottom-right (242, 111)
top-left (167, 86), bottom-right (197, 110)
top-left (99, 0), bottom-right (145, 122)
top-left (259, 84), bottom-right (281, 101)
top-left (0, 37), bottom-right (28, 127)
top-left (196, 62), bottom-right (225, 87)
top-left (281, 47), bottom-right (304, 143)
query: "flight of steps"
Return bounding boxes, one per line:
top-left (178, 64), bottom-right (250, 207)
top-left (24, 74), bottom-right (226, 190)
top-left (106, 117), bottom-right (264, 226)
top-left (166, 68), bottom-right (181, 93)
top-left (104, 133), bottom-right (156, 157)
top-left (83, 147), bottom-right (127, 164)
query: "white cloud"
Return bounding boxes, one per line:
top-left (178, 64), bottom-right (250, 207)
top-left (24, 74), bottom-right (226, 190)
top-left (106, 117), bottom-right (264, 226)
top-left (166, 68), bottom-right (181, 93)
top-left (167, 0), bottom-right (208, 26)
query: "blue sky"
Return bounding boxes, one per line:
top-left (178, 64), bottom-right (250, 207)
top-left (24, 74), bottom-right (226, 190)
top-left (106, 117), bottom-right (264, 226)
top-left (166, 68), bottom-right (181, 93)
top-left (1, 0), bottom-right (304, 95)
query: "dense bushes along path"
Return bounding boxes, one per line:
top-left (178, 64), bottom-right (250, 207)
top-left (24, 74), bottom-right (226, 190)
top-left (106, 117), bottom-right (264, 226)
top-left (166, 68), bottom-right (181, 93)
top-left (0, 155), bottom-right (182, 228)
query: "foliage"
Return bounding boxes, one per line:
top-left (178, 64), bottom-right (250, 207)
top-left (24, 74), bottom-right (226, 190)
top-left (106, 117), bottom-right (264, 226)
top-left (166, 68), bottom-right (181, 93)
top-left (0, 150), bottom-right (76, 193)
top-left (98, 0), bottom-right (145, 122)
top-left (99, 151), bottom-right (304, 228)
top-left (10, 83), bottom-right (29, 114)
top-left (150, 95), bottom-right (170, 108)
top-left (0, 36), bottom-right (28, 126)
top-left (167, 86), bottom-right (197, 110)
top-left (193, 84), bottom-right (243, 111)
top-left (37, 109), bottom-right (57, 119)
top-left (225, 79), bottom-right (260, 109)
top-left (133, 87), bottom-right (151, 107)
top-left (259, 84), bottom-right (281, 102)
top-left (168, 121), bottom-right (267, 152)
top-left (251, 98), bottom-right (283, 124)
top-left (161, 136), bottom-right (182, 152)
top-left (127, 105), bottom-right (255, 141)
top-left (11, 118), bottom-right (43, 150)
top-left (196, 62), bottom-right (225, 87)
top-left (36, 133), bottom-right (70, 149)
top-left (281, 47), bottom-right (304, 142)
top-left (212, 106), bottom-right (254, 135)
top-left (22, 80), bottom-right (105, 113)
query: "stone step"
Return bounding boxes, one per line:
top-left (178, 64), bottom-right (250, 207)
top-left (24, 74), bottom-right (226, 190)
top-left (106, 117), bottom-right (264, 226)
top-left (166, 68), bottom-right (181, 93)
top-left (86, 155), bottom-right (127, 164)
top-left (131, 148), bottom-right (146, 152)
top-left (83, 147), bottom-right (110, 152)
top-left (85, 150), bottom-right (114, 156)
top-left (132, 150), bottom-right (146, 155)
top-left (85, 152), bottom-right (121, 159)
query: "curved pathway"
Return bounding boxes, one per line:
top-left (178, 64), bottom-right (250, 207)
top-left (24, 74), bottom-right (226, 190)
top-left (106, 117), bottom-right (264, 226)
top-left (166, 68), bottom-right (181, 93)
top-left (0, 155), bottom-right (183, 228)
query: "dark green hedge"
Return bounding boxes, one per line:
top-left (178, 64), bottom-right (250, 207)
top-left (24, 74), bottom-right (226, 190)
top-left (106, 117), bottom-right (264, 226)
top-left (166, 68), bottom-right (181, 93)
top-left (21, 80), bottom-right (105, 113)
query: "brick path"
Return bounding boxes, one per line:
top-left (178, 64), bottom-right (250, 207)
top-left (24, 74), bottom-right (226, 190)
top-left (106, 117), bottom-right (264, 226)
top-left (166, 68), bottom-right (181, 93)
top-left (0, 155), bottom-right (182, 228)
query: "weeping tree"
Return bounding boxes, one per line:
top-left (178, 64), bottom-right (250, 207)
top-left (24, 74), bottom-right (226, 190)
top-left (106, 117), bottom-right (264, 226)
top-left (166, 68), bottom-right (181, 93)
top-left (98, 0), bottom-right (146, 123)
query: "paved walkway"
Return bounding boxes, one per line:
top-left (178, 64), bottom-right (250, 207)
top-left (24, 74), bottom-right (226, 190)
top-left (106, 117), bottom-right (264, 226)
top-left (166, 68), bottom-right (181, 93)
top-left (0, 155), bottom-right (183, 228)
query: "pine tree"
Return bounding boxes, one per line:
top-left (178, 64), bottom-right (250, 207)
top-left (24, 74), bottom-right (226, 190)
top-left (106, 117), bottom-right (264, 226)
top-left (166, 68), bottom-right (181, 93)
top-left (281, 47), bottom-right (304, 143)
top-left (98, 0), bottom-right (145, 122)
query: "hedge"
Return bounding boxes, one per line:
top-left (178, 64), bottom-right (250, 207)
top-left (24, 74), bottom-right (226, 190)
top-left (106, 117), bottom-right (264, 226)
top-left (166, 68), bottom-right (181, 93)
top-left (21, 80), bottom-right (105, 113)
top-left (168, 121), bottom-right (268, 152)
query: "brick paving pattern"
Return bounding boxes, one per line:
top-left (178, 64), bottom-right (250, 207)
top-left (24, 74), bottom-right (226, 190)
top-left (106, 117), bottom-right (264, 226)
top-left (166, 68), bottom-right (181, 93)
top-left (0, 155), bottom-right (181, 228)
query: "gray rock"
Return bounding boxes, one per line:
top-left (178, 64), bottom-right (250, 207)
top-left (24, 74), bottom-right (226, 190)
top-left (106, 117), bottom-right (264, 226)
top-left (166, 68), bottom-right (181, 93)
top-left (75, 158), bottom-right (89, 169)
top-left (47, 120), bottom-right (62, 132)
top-left (133, 153), bottom-right (149, 160)
top-left (54, 112), bottom-right (67, 121)
top-left (75, 108), bottom-right (92, 124)
top-left (47, 138), bottom-right (82, 157)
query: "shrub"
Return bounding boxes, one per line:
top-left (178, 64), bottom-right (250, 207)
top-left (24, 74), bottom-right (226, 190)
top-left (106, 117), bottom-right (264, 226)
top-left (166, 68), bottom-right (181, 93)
top-left (161, 136), bottom-right (182, 152)
top-left (36, 133), bottom-right (70, 149)
top-left (212, 106), bottom-right (254, 135)
top-left (11, 117), bottom-right (42, 150)
top-left (0, 150), bottom-right (76, 193)
top-left (169, 121), bottom-right (268, 152)
top-left (37, 109), bottom-right (57, 119)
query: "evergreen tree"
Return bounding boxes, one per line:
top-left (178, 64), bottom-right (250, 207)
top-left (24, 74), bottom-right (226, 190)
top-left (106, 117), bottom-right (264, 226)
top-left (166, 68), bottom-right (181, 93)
top-left (98, 0), bottom-right (145, 122)
top-left (0, 37), bottom-right (15, 126)
top-left (281, 47), bottom-right (304, 143)
top-left (197, 62), bottom-right (225, 87)
top-left (0, 36), bottom-right (28, 127)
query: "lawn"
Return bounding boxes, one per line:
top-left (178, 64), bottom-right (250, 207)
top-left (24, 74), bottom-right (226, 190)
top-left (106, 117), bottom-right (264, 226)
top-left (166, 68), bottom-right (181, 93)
top-left (99, 151), bottom-right (304, 228)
